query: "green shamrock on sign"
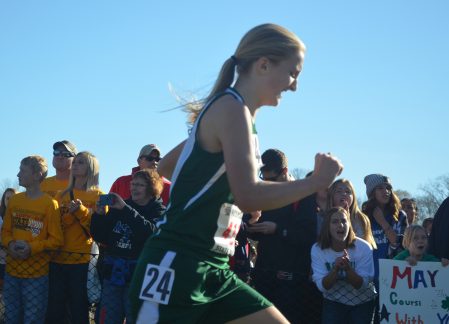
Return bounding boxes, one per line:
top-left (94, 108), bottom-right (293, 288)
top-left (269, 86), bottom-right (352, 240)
top-left (442, 296), bottom-right (449, 311)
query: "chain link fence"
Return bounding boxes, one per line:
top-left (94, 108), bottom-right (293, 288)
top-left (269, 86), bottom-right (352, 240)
top-left (0, 247), bottom-right (100, 324)
top-left (0, 246), bottom-right (376, 324)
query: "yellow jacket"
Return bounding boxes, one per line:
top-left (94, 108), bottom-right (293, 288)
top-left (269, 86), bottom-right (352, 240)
top-left (40, 176), bottom-right (69, 198)
top-left (53, 188), bottom-right (104, 264)
top-left (1, 192), bottom-right (63, 278)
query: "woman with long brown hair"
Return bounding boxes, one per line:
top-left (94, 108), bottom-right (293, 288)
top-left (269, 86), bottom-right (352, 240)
top-left (312, 207), bottom-right (376, 323)
top-left (327, 179), bottom-right (376, 249)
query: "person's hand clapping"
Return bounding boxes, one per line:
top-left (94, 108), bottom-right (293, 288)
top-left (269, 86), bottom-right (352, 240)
top-left (335, 249), bottom-right (350, 270)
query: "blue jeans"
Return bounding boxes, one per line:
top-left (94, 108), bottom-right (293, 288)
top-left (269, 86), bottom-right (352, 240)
top-left (98, 279), bottom-right (134, 324)
top-left (4, 273), bottom-right (48, 324)
top-left (322, 298), bottom-right (375, 324)
top-left (46, 262), bottom-right (89, 324)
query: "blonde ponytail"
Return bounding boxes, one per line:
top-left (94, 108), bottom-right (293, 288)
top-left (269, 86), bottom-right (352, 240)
top-left (185, 23), bottom-right (305, 124)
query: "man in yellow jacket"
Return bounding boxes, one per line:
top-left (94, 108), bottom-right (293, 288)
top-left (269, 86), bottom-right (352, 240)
top-left (40, 140), bottom-right (78, 197)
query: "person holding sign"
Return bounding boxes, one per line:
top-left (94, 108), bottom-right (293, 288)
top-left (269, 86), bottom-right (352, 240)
top-left (394, 224), bottom-right (449, 266)
top-left (128, 23), bottom-right (343, 323)
top-left (311, 207), bottom-right (376, 324)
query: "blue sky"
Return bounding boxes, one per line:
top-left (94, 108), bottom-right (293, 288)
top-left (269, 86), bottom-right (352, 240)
top-left (1, 1), bottom-right (448, 200)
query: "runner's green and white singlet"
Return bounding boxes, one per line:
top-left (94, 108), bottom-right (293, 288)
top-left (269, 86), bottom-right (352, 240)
top-left (150, 88), bottom-right (261, 268)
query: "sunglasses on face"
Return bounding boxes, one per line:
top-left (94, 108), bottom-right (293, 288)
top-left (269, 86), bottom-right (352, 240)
top-left (259, 169), bottom-right (282, 181)
top-left (141, 156), bottom-right (161, 162)
top-left (53, 150), bottom-right (75, 158)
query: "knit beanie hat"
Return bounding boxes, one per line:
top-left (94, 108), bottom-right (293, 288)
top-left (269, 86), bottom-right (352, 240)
top-left (364, 174), bottom-right (392, 197)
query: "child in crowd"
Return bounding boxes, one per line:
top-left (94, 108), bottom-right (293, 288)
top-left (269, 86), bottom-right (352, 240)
top-left (91, 169), bottom-right (166, 324)
top-left (327, 179), bottom-right (376, 249)
top-left (47, 151), bottom-right (104, 324)
top-left (394, 224), bottom-right (449, 266)
top-left (1, 156), bottom-right (63, 324)
top-left (311, 207), bottom-right (376, 324)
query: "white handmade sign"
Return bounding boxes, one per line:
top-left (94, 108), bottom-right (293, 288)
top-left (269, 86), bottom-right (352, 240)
top-left (379, 259), bottom-right (449, 323)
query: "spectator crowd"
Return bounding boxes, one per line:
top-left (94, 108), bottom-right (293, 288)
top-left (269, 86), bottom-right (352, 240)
top-left (0, 140), bottom-right (448, 324)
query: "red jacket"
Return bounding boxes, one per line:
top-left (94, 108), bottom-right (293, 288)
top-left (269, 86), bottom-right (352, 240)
top-left (110, 167), bottom-right (171, 206)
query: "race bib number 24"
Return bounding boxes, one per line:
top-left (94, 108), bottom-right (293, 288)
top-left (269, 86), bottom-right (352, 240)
top-left (139, 264), bottom-right (175, 305)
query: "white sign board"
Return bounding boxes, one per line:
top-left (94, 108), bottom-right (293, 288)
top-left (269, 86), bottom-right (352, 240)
top-left (379, 259), bottom-right (449, 323)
